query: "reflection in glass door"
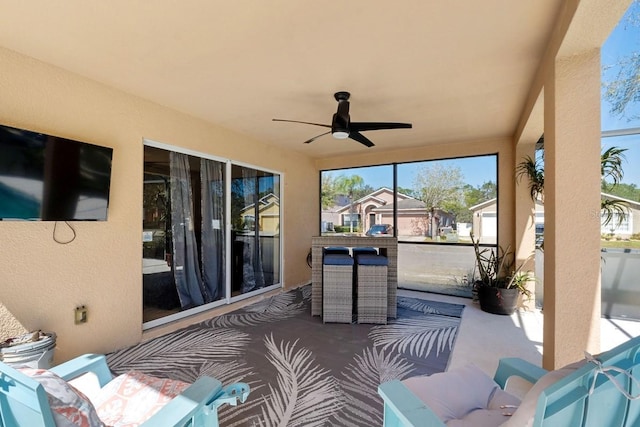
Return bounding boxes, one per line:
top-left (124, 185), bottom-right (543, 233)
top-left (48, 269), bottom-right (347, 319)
top-left (143, 144), bottom-right (282, 326)
top-left (143, 145), bottom-right (227, 324)
top-left (231, 164), bottom-right (280, 296)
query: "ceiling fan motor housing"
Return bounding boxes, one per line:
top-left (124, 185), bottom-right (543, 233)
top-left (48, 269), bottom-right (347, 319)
top-left (332, 91), bottom-right (351, 138)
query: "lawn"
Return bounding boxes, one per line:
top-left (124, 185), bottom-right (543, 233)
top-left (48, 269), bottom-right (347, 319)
top-left (601, 239), bottom-right (640, 249)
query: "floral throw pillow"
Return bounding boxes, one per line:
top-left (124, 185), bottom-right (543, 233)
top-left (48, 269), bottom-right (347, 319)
top-left (93, 370), bottom-right (189, 427)
top-left (19, 368), bottom-right (105, 427)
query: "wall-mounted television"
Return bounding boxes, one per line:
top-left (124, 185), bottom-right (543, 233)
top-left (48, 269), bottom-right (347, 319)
top-left (0, 123), bottom-right (113, 221)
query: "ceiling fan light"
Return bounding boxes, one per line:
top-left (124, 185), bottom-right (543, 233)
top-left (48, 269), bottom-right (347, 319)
top-left (332, 131), bottom-right (349, 139)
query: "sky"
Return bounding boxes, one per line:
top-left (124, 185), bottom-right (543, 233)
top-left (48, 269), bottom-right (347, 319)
top-left (601, 0), bottom-right (640, 188)
top-left (325, 1), bottom-right (640, 191)
top-left (323, 155), bottom-right (497, 191)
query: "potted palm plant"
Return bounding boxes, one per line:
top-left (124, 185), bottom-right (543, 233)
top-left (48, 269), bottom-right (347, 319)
top-left (471, 233), bottom-right (532, 315)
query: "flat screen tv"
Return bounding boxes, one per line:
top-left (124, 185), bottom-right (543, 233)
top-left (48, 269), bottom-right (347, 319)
top-left (0, 123), bottom-right (113, 221)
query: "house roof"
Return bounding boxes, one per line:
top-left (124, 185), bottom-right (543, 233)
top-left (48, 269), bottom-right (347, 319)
top-left (469, 198), bottom-right (497, 212)
top-left (332, 187), bottom-right (413, 213)
top-left (0, 1), bottom-right (569, 158)
top-left (240, 193), bottom-right (280, 214)
top-left (373, 198), bottom-right (427, 211)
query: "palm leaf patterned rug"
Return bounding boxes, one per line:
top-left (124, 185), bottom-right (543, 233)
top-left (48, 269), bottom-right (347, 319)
top-left (107, 286), bottom-right (464, 426)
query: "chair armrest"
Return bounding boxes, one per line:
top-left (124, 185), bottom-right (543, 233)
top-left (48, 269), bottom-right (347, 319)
top-left (212, 382), bottom-right (251, 408)
top-left (50, 354), bottom-right (113, 387)
top-left (378, 380), bottom-right (445, 427)
top-left (142, 376), bottom-right (222, 427)
top-left (493, 358), bottom-right (547, 390)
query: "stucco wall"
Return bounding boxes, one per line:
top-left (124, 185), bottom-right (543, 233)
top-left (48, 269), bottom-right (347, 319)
top-left (0, 47), bottom-right (316, 362)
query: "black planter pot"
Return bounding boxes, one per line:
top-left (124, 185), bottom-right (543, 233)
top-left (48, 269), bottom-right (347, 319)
top-left (477, 286), bottom-right (520, 315)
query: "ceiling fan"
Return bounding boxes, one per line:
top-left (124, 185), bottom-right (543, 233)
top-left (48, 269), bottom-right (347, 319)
top-left (273, 91), bottom-right (412, 147)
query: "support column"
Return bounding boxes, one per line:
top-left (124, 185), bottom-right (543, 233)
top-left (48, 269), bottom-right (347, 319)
top-left (543, 49), bottom-right (601, 370)
top-left (514, 141), bottom-right (538, 311)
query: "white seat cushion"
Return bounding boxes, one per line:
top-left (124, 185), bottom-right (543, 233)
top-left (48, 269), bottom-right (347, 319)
top-left (402, 363), bottom-right (519, 424)
top-left (501, 360), bottom-right (587, 427)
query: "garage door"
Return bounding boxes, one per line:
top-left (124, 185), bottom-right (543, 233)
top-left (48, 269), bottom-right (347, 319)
top-left (481, 212), bottom-right (497, 243)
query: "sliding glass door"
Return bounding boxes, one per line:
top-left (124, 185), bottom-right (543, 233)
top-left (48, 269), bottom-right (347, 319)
top-left (230, 164), bottom-right (280, 296)
top-left (143, 143), bottom-right (281, 326)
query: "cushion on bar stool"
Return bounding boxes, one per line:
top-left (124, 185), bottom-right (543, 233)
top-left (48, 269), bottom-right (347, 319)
top-left (356, 253), bottom-right (388, 266)
top-left (352, 247), bottom-right (378, 260)
top-left (323, 254), bottom-right (354, 265)
top-left (323, 254), bottom-right (354, 323)
top-left (356, 254), bottom-right (388, 324)
top-left (323, 246), bottom-right (350, 256)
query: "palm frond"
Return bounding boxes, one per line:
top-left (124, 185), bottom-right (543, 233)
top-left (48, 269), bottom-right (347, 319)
top-left (397, 297), bottom-right (443, 315)
top-left (198, 360), bottom-right (256, 386)
top-left (335, 346), bottom-right (415, 426)
top-left (601, 146), bottom-right (627, 185)
top-left (107, 328), bottom-right (249, 372)
top-left (601, 198), bottom-right (630, 227)
top-left (300, 284), bottom-right (312, 301)
top-left (255, 334), bottom-right (342, 427)
top-left (206, 292), bottom-right (305, 328)
top-left (369, 317), bottom-right (459, 358)
top-left (516, 155), bottom-right (544, 202)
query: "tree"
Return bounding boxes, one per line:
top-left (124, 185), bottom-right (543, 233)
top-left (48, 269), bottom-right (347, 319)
top-left (351, 184), bottom-right (375, 201)
top-left (321, 174), bottom-right (337, 209)
top-left (398, 186), bottom-right (417, 198)
top-left (602, 181), bottom-right (640, 202)
top-left (451, 182), bottom-right (498, 223)
top-left (602, 0), bottom-right (640, 121)
top-left (335, 174), bottom-right (365, 233)
top-left (412, 164), bottom-right (464, 237)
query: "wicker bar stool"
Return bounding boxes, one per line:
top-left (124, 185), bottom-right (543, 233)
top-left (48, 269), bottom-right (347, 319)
top-left (322, 254), bottom-right (354, 323)
top-left (356, 254), bottom-right (388, 324)
top-left (351, 247), bottom-right (378, 315)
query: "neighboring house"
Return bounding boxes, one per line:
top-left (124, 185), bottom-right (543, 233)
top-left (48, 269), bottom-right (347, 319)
top-left (322, 187), bottom-right (406, 232)
top-left (601, 193), bottom-right (640, 238)
top-left (469, 198), bottom-right (500, 244)
top-left (469, 197), bottom-right (543, 244)
top-left (373, 199), bottom-right (455, 237)
top-left (322, 187), bottom-right (455, 237)
top-left (240, 193), bottom-right (280, 234)
top-left (471, 194), bottom-right (639, 242)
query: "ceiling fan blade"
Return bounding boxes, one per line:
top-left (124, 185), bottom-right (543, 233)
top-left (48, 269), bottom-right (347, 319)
top-left (303, 131), bottom-right (331, 144)
top-left (349, 131), bottom-right (375, 148)
top-left (272, 119), bottom-right (331, 128)
top-left (350, 122), bottom-right (412, 132)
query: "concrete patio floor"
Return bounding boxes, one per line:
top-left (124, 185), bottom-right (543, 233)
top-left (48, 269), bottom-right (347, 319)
top-left (399, 288), bottom-right (640, 378)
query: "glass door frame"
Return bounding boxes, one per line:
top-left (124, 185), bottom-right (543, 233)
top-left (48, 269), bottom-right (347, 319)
top-left (142, 139), bottom-right (284, 330)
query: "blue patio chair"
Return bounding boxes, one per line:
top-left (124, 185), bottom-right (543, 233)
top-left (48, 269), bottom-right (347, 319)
top-left (378, 335), bottom-right (640, 426)
top-left (0, 353), bottom-right (250, 427)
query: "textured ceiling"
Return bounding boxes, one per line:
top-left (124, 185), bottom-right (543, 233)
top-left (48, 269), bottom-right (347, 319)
top-left (0, 1), bottom-right (563, 158)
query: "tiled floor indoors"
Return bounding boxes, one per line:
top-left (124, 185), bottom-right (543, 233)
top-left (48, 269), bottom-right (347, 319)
top-left (399, 288), bottom-right (640, 379)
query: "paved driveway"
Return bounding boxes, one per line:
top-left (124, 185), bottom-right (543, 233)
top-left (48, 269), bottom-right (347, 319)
top-left (398, 242), bottom-right (476, 297)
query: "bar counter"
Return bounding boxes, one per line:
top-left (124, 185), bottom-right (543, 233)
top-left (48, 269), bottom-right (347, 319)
top-left (311, 236), bottom-right (398, 317)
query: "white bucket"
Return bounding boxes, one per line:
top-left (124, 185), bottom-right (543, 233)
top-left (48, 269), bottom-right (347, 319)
top-left (0, 332), bottom-right (56, 369)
